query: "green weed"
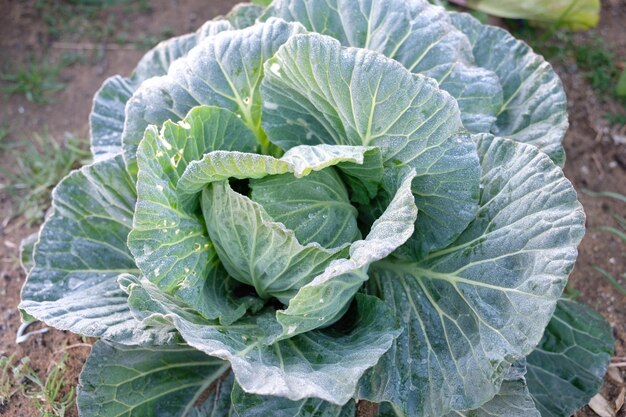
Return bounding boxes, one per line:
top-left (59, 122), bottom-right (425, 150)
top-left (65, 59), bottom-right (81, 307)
top-left (586, 190), bottom-right (626, 295)
top-left (59, 52), bottom-right (89, 68)
top-left (604, 112), bottom-right (626, 126)
top-left (0, 60), bottom-right (65, 104)
top-left (34, 0), bottom-right (154, 45)
top-left (0, 355), bottom-right (18, 407)
top-left (134, 27), bottom-right (176, 51)
top-left (35, 0), bottom-right (101, 42)
top-left (0, 124), bottom-right (9, 144)
top-left (574, 37), bottom-right (618, 94)
top-left (594, 266), bottom-right (626, 296)
top-left (618, 66), bottom-right (626, 97)
top-left (583, 189), bottom-right (626, 203)
top-left (562, 283), bottom-right (581, 299)
top-left (14, 355), bottom-right (76, 417)
top-left (0, 131), bottom-right (90, 226)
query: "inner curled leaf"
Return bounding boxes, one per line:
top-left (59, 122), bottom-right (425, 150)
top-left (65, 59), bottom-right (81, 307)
top-left (249, 168), bottom-right (361, 248)
top-left (202, 180), bottom-right (350, 303)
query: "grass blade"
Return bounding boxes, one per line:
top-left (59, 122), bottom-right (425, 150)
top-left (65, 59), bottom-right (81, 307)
top-left (583, 189), bottom-right (626, 203)
top-left (593, 266), bottom-right (626, 296)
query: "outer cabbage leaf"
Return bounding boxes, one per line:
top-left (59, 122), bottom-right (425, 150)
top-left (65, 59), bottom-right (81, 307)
top-left (262, 0), bottom-right (503, 133)
top-left (19, 156), bottom-right (171, 345)
top-left (127, 106), bottom-right (259, 325)
top-left (445, 380), bottom-right (540, 417)
top-left (122, 18), bottom-right (305, 174)
top-left (133, 20), bottom-right (233, 81)
top-left (77, 340), bottom-right (229, 417)
top-left (19, 232), bottom-right (38, 274)
top-left (440, 361), bottom-right (540, 417)
top-left (274, 170), bottom-right (417, 339)
top-left (261, 32), bottom-right (480, 256)
top-left (91, 76), bottom-right (135, 160)
top-left (262, 0), bottom-right (567, 163)
top-left (90, 20), bottom-right (233, 160)
top-left (377, 361), bottom-right (541, 417)
top-left (451, 12), bottom-right (568, 165)
top-left (126, 275), bottom-right (401, 405)
top-left (232, 381), bottom-right (355, 417)
top-left (390, 132), bottom-right (480, 259)
top-left (526, 298), bottom-right (614, 417)
top-left (357, 135), bottom-right (585, 416)
top-left (226, 3), bottom-right (265, 29)
top-left (189, 373), bottom-right (356, 417)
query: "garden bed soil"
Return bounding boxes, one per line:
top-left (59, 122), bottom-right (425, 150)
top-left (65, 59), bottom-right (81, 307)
top-left (0, 1), bottom-right (625, 416)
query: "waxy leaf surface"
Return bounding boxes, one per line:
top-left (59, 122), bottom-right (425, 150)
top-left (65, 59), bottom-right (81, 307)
top-left (357, 135), bottom-right (585, 416)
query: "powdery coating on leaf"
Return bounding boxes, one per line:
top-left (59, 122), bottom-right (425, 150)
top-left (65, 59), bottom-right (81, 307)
top-left (179, 151), bottom-right (291, 193)
top-left (19, 232), bottom-right (38, 274)
top-left (261, 32), bottom-right (480, 256)
top-left (262, 33), bottom-right (463, 153)
top-left (263, 0), bottom-right (503, 133)
top-left (127, 106), bottom-right (258, 324)
top-left (273, 170), bottom-right (418, 339)
top-left (264, 0), bottom-right (567, 163)
top-left (358, 136), bottom-right (585, 416)
top-left (442, 362), bottom-right (540, 417)
top-left (89, 20), bottom-right (233, 161)
top-left (225, 3), bottom-right (265, 29)
top-left (21, 278), bottom-right (174, 346)
top-left (90, 76), bottom-right (135, 160)
top-left (21, 155), bottom-right (138, 290)
top-left (19, 156), bottom-right (171, 344)
top-left (231, 380), bottom-right (356, 417)
top-left (177, 144), bottom-right (376, 194)
top-left (126, 277), bottom-right (400, 405)
top-left (121, 18), bottom-right (306, 175)
top-left (450, 12), bottom-right (568, 165)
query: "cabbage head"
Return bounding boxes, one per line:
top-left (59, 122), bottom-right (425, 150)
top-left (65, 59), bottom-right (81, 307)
top-left (19, 1), bottom-right (613, 417)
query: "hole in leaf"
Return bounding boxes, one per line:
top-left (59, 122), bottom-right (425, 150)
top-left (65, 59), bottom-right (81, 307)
top-left (228, 178), bottom-right (250, 196)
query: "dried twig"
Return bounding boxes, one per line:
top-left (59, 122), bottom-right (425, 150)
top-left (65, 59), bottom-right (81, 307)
top-left (615, 387), bottom-right (626, 413)
top-left (52, 343), bottom-right (92, 356)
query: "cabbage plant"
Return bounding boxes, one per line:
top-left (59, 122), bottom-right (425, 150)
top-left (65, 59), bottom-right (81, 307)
top-left (19, 1), bottom-right (613, 416)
